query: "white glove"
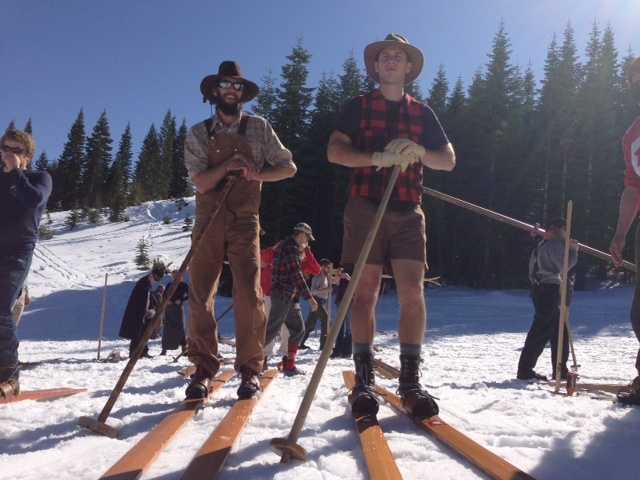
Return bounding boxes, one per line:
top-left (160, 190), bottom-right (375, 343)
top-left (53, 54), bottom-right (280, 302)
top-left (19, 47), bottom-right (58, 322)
top-left (371, 151), bottom-right (414, 172)
top-left (385, 138), bottom-right (426, 161)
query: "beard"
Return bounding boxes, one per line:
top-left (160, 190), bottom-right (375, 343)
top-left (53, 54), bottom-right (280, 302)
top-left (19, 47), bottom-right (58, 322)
top-left (216, 96), bottom-right (241, 116)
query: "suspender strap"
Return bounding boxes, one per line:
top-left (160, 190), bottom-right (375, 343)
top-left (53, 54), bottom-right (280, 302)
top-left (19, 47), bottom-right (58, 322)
top-left (238, 115), bottom-right (249, 136)
top-left (204, 117), bottom-right (215, 139)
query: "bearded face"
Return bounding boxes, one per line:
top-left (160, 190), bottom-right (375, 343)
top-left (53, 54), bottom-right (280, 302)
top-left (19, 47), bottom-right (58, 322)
top-left (215, 77), bottom-right (243, 116)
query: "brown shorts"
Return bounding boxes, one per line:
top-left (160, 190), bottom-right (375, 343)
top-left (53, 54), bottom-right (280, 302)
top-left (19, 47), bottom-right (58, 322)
top-left (341, 196), bottom-right (427, 268)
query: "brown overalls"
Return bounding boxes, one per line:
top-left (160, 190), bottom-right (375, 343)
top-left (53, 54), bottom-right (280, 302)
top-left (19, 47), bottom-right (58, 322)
top-left (188, 117), bottom-right (266, 375)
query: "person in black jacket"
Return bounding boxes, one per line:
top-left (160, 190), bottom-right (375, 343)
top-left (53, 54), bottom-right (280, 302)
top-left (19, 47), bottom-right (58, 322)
top-left (161, 270), bottom-right (188, 355)
top-left (0, 129), bottom-right (52, 398)
top-left (119, 262), bottom-right (166, 358)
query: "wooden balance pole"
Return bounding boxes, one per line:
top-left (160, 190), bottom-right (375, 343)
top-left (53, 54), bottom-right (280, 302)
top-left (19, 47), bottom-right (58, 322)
top-left (97, 273), bottom-right (109, 360)
top-left (271, 167), bottom-right (401, 463)
top-left (79, 178), bottom-right (237, 438)
top-left (422, 187), bottom-right (635, 272)
top-left (555, 201), bottom-right (574, 394)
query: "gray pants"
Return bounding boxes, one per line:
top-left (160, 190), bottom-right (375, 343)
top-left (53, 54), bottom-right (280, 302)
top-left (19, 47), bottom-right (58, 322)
top-left (265, 296), bottom-right (305, 349)
top-left (632, 224), bottom-right (640, 375)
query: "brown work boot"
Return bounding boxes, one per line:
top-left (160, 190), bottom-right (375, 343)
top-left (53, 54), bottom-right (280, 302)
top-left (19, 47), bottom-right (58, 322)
top-left (237, 366), bottom-right (261, 399)
top-left (185, 366), bottom-right (215, 400)
top-left (398, 354), bottom-right (439, 419)
top-left (349, 352), bottom-right (378, 417)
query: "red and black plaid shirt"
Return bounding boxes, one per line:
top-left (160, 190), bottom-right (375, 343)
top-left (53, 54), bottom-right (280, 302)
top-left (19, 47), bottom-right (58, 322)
top-left (349, 90), bottom-right (428, 204)
top-left (271, 236), bottom-right (312, 301)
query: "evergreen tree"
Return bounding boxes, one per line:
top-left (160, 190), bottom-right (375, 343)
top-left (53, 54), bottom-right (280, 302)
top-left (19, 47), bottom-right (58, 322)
top-left (82, 111), bottom-right (113, 207)
top-left (24, 118), bottom-right (32, 134)
top-left (107, 125), bottom-right (133, 221)
top-left (262, 39), bottom-right (314, 241)
top-left (5, 120), bottom-right (16, 132)
top-left (134, 238), bottom-right (151, 270)
top-left (253, 70), bottom-right (278, 125)
top-left (158, 110), bottom-right (176, 199)
top-left (34, 151), bottom-right (49, 172)
top-left (428, 65), bottom-right (449, 116)
top-left (405, 80), bottom-right (425, 102)
top-left (132, 125), bottom-right (161, 202)
top-left (65, 208), bottom-right (81, 230)
top-left (169, 120), bottom-right (191, 198)
top-left (55, 111), bottom-right (86, 210)
top-left (273, 38), bottom-right (314, 152)
top-left (338, 52), bottom-right (365, 102)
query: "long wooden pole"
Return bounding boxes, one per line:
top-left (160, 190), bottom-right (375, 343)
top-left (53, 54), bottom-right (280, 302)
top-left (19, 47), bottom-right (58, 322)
top-left (555, 201), bottom-right (574, 393)
top-left (97, 273), bottom-right (108, 360)
top-left (272, 167), bottom-right (401, 462)
top-left (423, 187), bottom-right (636, 272)
top-left (79, 178), bottom-right (236, 435)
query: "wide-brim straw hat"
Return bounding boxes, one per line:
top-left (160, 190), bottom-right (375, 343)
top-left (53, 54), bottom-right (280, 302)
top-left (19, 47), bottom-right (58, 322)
top-left (364, 33), bottom-right (424, 85)
top-left (200, 60), bottom-right (259, 104)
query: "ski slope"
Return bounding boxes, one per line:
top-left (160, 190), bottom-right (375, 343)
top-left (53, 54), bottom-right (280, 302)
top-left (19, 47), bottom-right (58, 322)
top-left (2, 198), bottom-right (640, 480)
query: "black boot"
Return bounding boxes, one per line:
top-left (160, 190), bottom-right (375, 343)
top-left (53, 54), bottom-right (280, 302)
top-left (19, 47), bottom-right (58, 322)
top-left (617, 376), bottom-right (640, 405)
top-left (185, 366), bottom-right (212, 400)
top-left (398, 354), bottom-right (439, 419)
top-left (349, 352), bottom-right (379, 417)
top-left (237, 366), bottom-right (261, 399)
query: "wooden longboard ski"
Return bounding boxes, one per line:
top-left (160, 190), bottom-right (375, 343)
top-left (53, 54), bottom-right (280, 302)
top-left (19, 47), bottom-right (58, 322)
top-left (0, 387), bottom-right (86, 405)
top-left (181, 369), bottom-right (278, 480)
top-left (372, 360), bottom-right (534, 480)
top-left (100, 369), bottom-right (235, 480)
top-left (343, 371), bottom-right (403, 480)
top-left (546, 381), bottom-right (628, 396)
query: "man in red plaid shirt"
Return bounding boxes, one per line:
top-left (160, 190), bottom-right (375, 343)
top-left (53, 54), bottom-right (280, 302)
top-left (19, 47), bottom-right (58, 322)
top-left (610, 57), bottom-right (640, 405)
top-left (328, 34), bottom-right (455, 418)
top-left (264, 223), bottom-right (318, 375)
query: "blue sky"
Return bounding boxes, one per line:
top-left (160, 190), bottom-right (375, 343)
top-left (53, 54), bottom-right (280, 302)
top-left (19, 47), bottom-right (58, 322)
top-left (2, 0), bottom-right (639, 161)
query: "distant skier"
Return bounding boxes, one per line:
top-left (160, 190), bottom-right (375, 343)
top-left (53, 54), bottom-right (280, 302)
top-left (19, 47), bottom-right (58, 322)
top-left (327, 34), bottom-right (455, 418)
top-left (0, 129), bottom-right (52, 398)
top-left (160, 270), bottom-right (188, 356)
top-left (331, 267), bottom-right (353, 359)
top-left (299, 258), bottom-right (333, 351)
top-left (261, 236), bottom-right (321, 358)
top-left (119, 261), bottom-right (166, 359)
top-left (263, 223), bottom-right (319, 375)
top-left (184, 61), bottom-right (296, 400)
top-left (517, 219), bottom-right (578, 381)
top-left (609, 57), bottom-right (640, 405)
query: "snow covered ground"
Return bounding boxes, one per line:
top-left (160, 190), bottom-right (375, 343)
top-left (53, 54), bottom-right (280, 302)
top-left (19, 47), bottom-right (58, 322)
top-left (2, 199), bottom-right (640, 480)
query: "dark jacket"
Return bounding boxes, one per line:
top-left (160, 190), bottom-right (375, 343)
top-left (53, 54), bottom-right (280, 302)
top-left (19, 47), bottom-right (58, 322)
top-left (0, 169), bottom-right (52, 249)
top-left (119, 275), bottom-right (152, 340)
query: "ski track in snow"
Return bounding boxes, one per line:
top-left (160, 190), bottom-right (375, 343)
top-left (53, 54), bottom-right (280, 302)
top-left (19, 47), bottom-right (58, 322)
top-left (2, 198), bottom-right (640, 479)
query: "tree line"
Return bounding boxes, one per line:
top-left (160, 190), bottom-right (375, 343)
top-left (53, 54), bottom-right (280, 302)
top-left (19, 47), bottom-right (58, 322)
top-left (9, 21), bottom-right (639, 288)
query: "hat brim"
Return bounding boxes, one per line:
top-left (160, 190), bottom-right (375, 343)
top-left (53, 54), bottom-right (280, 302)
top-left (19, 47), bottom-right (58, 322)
top-left (294, 228), bottom-right (315, 241)
top-left (364, 40), bottom-right (424, 85)
top-left (200, 74), bottom-right (260, 104)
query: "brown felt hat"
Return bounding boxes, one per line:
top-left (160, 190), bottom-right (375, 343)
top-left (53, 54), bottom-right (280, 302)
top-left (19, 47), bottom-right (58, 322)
top-left (364, 33), bottom-right (424, 85)
top-left (200, 61), bottom-right (260, 104)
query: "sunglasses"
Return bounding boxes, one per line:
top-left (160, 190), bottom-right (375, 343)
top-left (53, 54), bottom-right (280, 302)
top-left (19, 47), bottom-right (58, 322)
top-left (217, 79), bottom-right (245, 92)
top-left (0, 144), bottom-right (26, 155)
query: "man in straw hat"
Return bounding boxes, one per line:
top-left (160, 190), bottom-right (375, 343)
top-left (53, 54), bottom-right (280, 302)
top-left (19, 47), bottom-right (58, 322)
top-left (610, 57), bottom-right (640, 405)
top-left (184, 61), bottom-right (296, 400)
top-left (328, 34), bottom-right (455, 418)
